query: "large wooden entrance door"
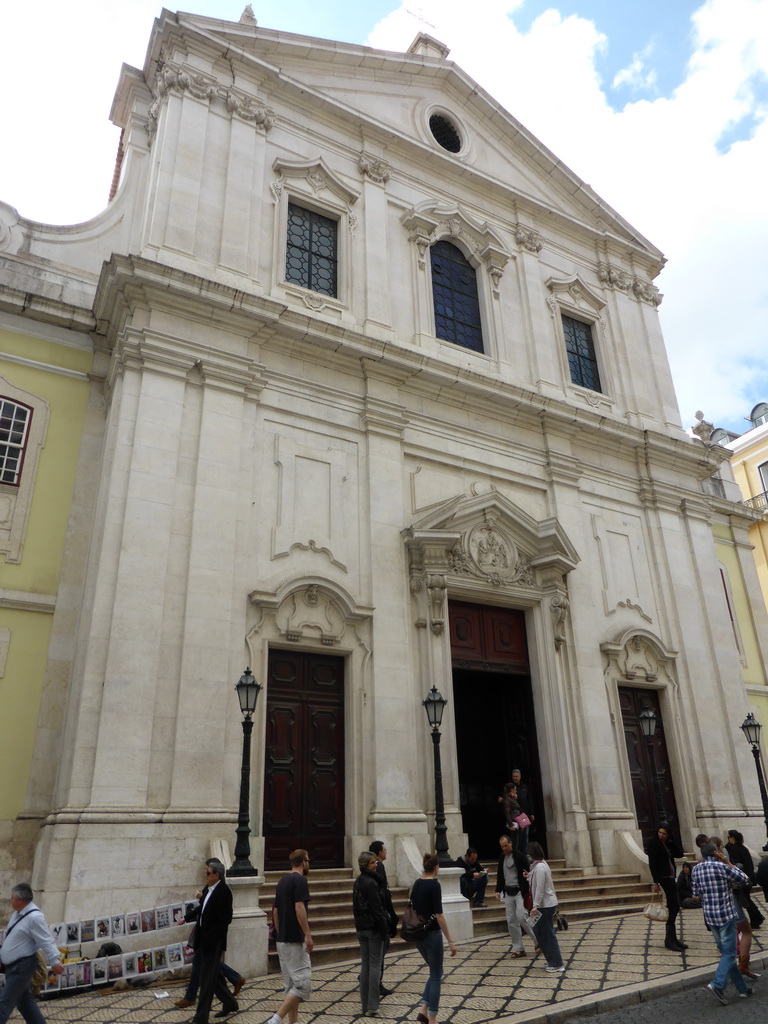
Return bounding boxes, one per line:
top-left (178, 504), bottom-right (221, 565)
top-left (619, 686), bottom-right (679, 842)
top-left (449, 601), bottom-right (546, 857)
top-left (263, 649), bottom-right (345, 869)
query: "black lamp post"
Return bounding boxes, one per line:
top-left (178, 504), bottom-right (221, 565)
top-left (422, 685), bottom-right (452, 867)
top-left (229, 668), bottom-right (262, 876)
top-left (639, 705), bottom-right (667, 823)
top-left (740, 712), bottom-right (768, 851)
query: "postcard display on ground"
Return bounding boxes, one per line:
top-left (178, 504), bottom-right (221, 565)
top-left (0, 901), bottom-right (197, 992)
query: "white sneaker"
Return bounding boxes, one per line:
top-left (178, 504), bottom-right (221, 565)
top-left (545, 965), bottom-right (566, 973)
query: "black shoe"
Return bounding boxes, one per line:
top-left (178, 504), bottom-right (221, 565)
top-left (707, 983), bottom-right (727, 1005)
top-left (379, 986), bottom-right (393, 997)
top-left (665, 940), bottom-right (683, 952)
top-left (214, 1002), bottom-right (238, 1017)
top-left (676, 940), bottom-right (688, 950)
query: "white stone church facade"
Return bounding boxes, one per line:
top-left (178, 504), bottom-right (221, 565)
top-left (2, 9), bottom-right (767, 917)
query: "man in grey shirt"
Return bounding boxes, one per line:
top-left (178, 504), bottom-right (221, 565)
top-left (0, 882), bottom-right (64, 1024)
top-left (495, 834), bottom-right (537, 957)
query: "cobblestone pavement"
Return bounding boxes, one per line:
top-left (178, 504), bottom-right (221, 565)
top-left (36, 908), bottom-right (768, 1024)
top-left (585, 967), bottom-right (768, 1024)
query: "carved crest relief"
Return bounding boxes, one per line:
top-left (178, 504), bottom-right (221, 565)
top-left (449, 518), bottom-right (534, 588)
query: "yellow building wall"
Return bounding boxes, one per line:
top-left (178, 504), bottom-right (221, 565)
top-left (0, 326), bottom-right (92, 823)
top-left (730, 456), bottom-right (768, 615)
top-left (713, 524), bottom-right (767, 688)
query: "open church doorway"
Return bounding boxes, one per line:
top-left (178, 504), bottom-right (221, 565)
top-left (449, 600), bottom-right (546, 859)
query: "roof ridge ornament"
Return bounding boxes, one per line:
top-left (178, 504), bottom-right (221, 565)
top-left (406, 32), bottom-right (451, 60)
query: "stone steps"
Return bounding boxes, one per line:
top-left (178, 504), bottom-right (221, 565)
top-left (261, 859), bottom-right (649, 970)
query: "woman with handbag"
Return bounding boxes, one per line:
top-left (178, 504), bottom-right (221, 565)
top-left (527, 842), bottom-right (565, 973)
top-left (353, 851), bottom-right (391, 1017)
top-left (503, 783), bottom-right (526, 851)
top-left (646, 824), bottom-right (686, 952)
top-left (727, 830), bottom-right (765, 929)
top-left (411, 853), bottom-right (457, 1024)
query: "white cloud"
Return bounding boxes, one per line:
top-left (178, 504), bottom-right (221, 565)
top-left (369, 0), bottom-right (768, 431)
top-left (611, 51), bottom-right (658, 92)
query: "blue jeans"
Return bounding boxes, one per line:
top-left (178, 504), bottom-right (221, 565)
top-left (711, 919), bottom-right (748, 993)
top-left (416, 928), bottom-right (444, 1016)
top-left (533, 906), bottom-right (563, 969)
top-left (184, 953), bottom-right (241, 1001)
top-left (517, 827), bottom-right (530, 857)
top-left (357, 930), bottom-right (385, 1013)
top-left (0, 953), bottom-right (47, 1024)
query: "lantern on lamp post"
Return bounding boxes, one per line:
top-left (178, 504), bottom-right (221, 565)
top-left (422, 685), bottom-right (452, 867)
top-left (740, 713), bottom-right (768, 851)
top-left (229, 668), bottom-right (261, 876)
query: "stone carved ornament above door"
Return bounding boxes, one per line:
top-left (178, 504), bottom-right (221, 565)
top-left (404, 489), bottom-right (579, 644)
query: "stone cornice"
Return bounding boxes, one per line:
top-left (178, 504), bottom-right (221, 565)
top-left (91, 255), bottom-right (713, 479)
top-left (706, 496), bottom-right (767, 526)
top-left (0, 589), bottom-right (56, 613)
top-left (0, 280), bottom-right (96, 334)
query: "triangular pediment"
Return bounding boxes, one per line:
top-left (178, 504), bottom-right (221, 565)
top-left (144, 12), bottom-right (662, 262)
top-left (406, 489), bottom-right (580, 583)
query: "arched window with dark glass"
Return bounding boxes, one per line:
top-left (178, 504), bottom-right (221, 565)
top-left (430, 240), bottom-right (484, 353)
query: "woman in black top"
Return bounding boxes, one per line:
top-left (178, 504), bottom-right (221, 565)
top-left (727, 830), bottom-right (764, 929)
top-left (411, 853), bottom-right (457, 1024)
top-left (353, 851), bottom-right (390, 1017)
top-left (646, 823), bottom-right (685, 951)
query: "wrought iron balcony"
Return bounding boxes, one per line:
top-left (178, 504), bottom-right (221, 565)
top-left (745, 490), bottom-right (768, 511)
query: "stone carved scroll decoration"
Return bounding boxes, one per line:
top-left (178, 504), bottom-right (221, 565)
top-left (598, 263), bottom-right (662, 307)
top-left (426, 574), bottom-right (447, 635)
top-left (147, 60), bottom-right (275, 144)
top-left (550, 593), bottom-right (569, 651)
top-left (601, 632), bottom-right (679, 691)
top-left (619, 635), bottom-right (659, 681)
top-left (359, 153), bottom-right (392, 184)
top-left (514, 225), bottom-right (543, 254)
top-left (276, 586), bottom-right (345, 645)
top-left (248, 580), bottom-right (374, 663)
top-left (401, 204), bottom-right (510, 295)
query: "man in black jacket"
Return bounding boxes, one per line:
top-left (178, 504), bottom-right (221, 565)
top-left (454, 847), bottom-right (489, 907)
top-left (189, 859), bottom-right (238, 1024)
top-left (369, 841), bottom-right (397, 997)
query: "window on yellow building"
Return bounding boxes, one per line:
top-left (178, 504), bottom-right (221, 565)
top-left (0, 398), bottom-right (32, 486)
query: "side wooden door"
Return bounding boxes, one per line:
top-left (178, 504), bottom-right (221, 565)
top-left (619, 685), bottom-right (679, 842)
top-left (263, 650), bottom-right (345, 868)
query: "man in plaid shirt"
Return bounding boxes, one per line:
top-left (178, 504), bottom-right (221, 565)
top-left (691, 842), bottom-right (751, 1003)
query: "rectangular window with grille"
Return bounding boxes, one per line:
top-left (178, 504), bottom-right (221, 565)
top-left (0, 398), bottom-right (32, 485)
top-left (562, 314), bottom-right (602, 392)
top-left (285, 203), bottom-right (338, 297)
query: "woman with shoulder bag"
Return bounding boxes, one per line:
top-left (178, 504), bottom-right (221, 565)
top-left (411, 853), bottom-right (457, 1024)
top-left (646, 823), bottom-right (686, 952)
top-left (527, 842), bottom-right (565, 973)
top-left (727, 830), bottom-right (765, 929)
top-left (353, 851), bottom-right (391, 1017)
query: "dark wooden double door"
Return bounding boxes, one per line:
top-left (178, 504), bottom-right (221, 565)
top-left (263, 650), bottom-right (345, 869)
top-left (619, 686), bottom-right (679, 842)
top-left (449, 601), bottom-right (546, 857)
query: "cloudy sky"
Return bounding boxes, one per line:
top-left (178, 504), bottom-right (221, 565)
top-left (1, 0), bottom-right (766, 433)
